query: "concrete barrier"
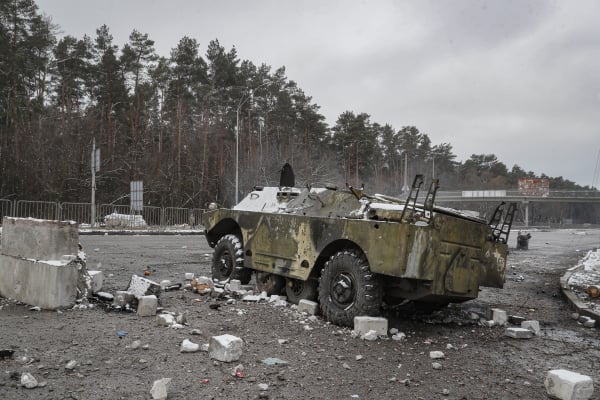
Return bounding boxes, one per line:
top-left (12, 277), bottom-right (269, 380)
top-left (0, 217), bottom-right (87, 309)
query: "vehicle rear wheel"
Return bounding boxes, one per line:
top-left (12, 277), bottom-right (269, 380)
top-left (211, 234), bottom-right (252, 284)
top-left (318, 250), bottom-right (382, 327)
top-left (285, 278), bottom-right (318, 305)
top-left (256, 272), bottom-right (285, 295)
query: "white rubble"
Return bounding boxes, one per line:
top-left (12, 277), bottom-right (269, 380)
top-left (544, 369), bottom-right (594, 400)
top-left (429, 351), bottom-right (445, 359)
top-left (181, 339), bottom-right (201, 353)
top-left (298, 299), bottom-right (319, 315)
top-left (521, 320), bottom-right (541, 335)
top-left (209, 334), bottom-right (244, 362)
top-left (87, 270), bottom-right (104, 293)
top-left (354, 316), bottom-right (388, 337)
top-left (156, 314), bottom-right (175, 326)
top-left (21, 372), bottom-right (38, 389)
top-left (150, 378), bottom-right (171, 400)
top-left (491, 308), bottom-right (508, 326)
top-left (505, 327), bottom-right (534, 339)
top-left (137, 295), bottom-right (158, 316)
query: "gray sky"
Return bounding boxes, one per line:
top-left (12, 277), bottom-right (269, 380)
top-left (36, 0), bottom-right (600, 187)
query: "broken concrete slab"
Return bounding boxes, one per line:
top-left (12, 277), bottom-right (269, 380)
top-left (87, 270), bottom-right (104, 293)
top-left (209, 334), bottom-right (243, 362)
top-left (298, 299), bottom-right (319, 315)
top-left (113, 291), bottom-right (134, 308)
top-left (491, 308), bottom-right (508, 326)
top-left (505, 327), bottom-right (534, 339)
top-left (1, 217), bottom-right (78, 261)
top-left (354, 316), bottom-right (388, 337)
top-left (544, 369), bottom-right (594, 400)
top-left (127, 275), bottom-right (161, 299)
top-left (521, 320), bottom-right (541, 335)
top-left (0, 217), bottom-right (88, 309)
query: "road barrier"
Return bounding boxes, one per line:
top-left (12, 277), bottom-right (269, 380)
top-left (0, 200), bottom-right (205, 230)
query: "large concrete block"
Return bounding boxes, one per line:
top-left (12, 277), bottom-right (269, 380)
top-left (545, 369), bottom-right (594, 400)
top-left (1, 217), bottom-right (78, 261)
top-left (354, 316), bottom-right (388, 336)
top-left (209, 334), bottom-right (243, 362)
top-left (0, 255), bottom-right (85, 309)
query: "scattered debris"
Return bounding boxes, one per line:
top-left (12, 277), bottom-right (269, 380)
top-left (0, 349), bottom-right (15, 359)
top-left (544, 369), bottom-right (594, 400)
top-left (353, 316), bottom-right (388, 337)
top-left (505, 327), bottom-right (534, 339)
top-left (65, 360), bottom-right (78, 370)
top-left (262, 357), bottom-right (288, 366)
top-left (116, 330), bottom-right (128, 338)
top-left (209, 334), bottom-right (243, 362)
top-left (150, 378), bottom-right (171, 400)
top-left (180, 339), bottom-right (200, 353)
top-left (429, 351), bottom-right (445, 359)
top-left (521, 320), bottom-right (541, 335)
top-left (20, 372), bottom-right (39, 389)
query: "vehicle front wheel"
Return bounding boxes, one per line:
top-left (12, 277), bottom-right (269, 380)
top-left (211, 234), bottom-right (252, 284)
top-left (318, 250), bottom-right (382, 327)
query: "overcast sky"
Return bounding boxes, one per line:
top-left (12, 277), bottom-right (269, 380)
top-left (36, 0), bottom-right (600, 187)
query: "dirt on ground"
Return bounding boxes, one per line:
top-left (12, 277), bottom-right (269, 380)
top-left (1, 229), bottom-right (599, 400)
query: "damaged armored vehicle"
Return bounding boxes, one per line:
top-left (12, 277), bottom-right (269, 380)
top-left (202, 164), bottom-right (516, 327)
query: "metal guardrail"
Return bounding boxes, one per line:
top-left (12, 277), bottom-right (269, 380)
top-left (0, 200), bottom-right (205, 229)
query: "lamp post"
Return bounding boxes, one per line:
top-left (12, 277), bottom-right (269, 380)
top-left (235, 80), bottom-right (272, 204)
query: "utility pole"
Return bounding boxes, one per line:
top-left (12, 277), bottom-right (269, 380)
top-left (91, 138), bottom-right (100, 227)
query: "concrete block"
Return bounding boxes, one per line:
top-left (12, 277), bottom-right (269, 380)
top-left (505, 327), bottom-right (534, 339)
top-left (354, 316), bottom-right (388, 336)
top-left (229, 279), bottom-right (242, 291)
top-left (184, 272), bottom-right (194, 280)
top-left (491, 308), bottom-right (508, 326)
top-left (0, 254), bottom-right (86, 309)
top-left (298, 299), bottom-right (319, 315)
top-left (113, 291), bottom-right (135, 307)
top-left (137, 295), bottom-right (158, 316)
top-left (521, 320), bottom-right (541, 335)
top-left (545, 369), bottom-right (594, 400)
top-left (127, 275), bottom-right (161, 299)
top-left (209, 334), bottom-right (243, 362)
top-left (0, 217), bottom-right (88, 309)
top-left (1, 217), bottom-right (78, 261)
top-left (88, 270), bottom-right (104, 293)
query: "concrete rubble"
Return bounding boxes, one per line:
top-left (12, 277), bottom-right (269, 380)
top-left (209, 334), bottom-right (244, 362)
top-left (0, 217), bottom-right (90, 309)
top-left (544, 369), bottom-right (594, 400)
top-left (150, 377), bottom-right (171, 400)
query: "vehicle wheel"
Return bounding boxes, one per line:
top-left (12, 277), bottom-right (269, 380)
top-left (318, 250), bottom-right (382, 327)
top-left (211, 234), bottom-right (252, 284)
top-left (256, 272), bottom-right (285, 295)
top-left (285, 278), bottom-right (318, 305)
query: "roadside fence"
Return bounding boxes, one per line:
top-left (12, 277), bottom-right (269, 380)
top-left (0, 200), bottom-right (206, 230)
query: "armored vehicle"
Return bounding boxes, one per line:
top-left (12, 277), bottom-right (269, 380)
top-left (202, 165), bottom-right (516, 327)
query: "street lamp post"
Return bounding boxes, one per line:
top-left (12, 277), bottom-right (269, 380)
top-left (235, 80), bottom-right (272, 204)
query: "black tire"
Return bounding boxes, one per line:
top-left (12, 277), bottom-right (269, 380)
top-left (211, 234), bottom-right (252, 284)
top-left (256, 272), bottom-right (285, 295)
top-left (318, 250), bottom-right (383, 327)
top-left (285, 278), bottom-right (318, 305)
